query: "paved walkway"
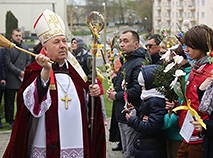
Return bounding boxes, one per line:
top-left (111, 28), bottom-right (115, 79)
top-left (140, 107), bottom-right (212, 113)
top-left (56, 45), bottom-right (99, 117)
top-left (0, 118), bottom-right (125, 158)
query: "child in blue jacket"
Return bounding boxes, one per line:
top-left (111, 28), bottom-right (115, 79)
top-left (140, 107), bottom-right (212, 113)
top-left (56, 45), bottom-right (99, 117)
top-left (126, 65), bottom-right (167, 158)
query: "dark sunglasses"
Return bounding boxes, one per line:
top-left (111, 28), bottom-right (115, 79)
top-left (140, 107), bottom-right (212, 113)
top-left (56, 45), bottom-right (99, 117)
top-left (145, 44), bottom-right (157, 48)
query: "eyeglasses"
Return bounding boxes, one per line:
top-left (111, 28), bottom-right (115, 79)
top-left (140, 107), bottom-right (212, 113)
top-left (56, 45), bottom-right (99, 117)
top-left (145, 44), bottom-right (157, 48)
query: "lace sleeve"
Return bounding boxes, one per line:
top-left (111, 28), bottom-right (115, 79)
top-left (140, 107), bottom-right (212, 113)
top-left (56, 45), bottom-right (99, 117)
top-left (23, 78), bottom-right (52, 118)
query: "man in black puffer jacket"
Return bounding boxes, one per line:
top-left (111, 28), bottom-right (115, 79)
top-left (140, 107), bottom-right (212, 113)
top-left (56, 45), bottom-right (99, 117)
top-left (107, 30), bottom-right (147, 158)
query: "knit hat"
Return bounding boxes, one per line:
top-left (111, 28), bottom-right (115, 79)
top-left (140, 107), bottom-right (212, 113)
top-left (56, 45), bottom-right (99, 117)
top-left (139, 65), bottom-right (161, 90)
top-left (33, 9), bottom-right (65, 44)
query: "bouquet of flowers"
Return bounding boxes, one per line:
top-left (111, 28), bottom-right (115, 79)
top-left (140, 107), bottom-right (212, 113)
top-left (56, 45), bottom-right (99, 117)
top-left (106, 35), bottom-right (124, 70)
top-left (153, 43), bottom-right (187, 116)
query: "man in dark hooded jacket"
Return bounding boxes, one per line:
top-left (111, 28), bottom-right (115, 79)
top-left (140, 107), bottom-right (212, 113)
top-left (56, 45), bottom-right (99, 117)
top-left (107, 30), bottom-right (146, 158)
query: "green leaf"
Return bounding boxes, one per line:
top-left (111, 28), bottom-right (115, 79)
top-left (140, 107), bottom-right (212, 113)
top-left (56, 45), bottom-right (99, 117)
top-left (153, 62), bottom-right (178, 101)
top-left (181, 76), bottom-right (186, 95)
top-left (173, 82), bottom-right (186, 103)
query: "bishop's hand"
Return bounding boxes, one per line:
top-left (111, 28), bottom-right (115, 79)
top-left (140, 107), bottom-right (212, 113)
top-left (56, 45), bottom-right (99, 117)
top-left (35, 54), bottom-right (52, 70)
top-left (35, 54), bottom-right (52, 82)
top-left (89, 84), bottom-right (100, 97)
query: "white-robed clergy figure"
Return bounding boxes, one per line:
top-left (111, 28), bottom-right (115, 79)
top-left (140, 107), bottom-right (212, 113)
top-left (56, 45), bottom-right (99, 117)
top-left (3, 9), bottom-right (106, 158)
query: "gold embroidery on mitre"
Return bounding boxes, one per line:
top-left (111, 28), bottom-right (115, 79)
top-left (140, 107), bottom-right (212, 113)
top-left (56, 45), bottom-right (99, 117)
top-left (38, 12), bottom-right (65, 38)
top-left (43, 29), bottom-right (64, 39)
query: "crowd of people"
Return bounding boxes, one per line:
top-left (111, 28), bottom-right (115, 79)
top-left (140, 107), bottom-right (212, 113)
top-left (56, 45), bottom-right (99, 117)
top-left (107, 22), bottom-right (213, 158)
top-left (0, 8), bottom-right (213, 158)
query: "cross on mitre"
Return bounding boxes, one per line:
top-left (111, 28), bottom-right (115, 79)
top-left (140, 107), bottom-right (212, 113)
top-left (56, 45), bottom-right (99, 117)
top-left (48, 14), bottom-right (59, 28)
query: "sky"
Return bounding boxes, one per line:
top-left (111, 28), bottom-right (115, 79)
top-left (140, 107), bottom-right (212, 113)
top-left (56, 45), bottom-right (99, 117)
top-left (67, 0), bottom-right (86, 6)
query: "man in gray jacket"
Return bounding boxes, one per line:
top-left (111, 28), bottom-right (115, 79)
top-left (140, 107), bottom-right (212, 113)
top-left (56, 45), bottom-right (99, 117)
top-left (3, 28), bottom-right (31, 128)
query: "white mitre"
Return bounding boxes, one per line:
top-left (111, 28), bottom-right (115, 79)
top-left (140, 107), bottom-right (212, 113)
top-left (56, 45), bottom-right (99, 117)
top-left (33, 9), bottom-right (65, 44)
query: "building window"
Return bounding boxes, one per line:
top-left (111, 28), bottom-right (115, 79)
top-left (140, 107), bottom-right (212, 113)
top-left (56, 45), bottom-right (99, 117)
top-left (192, 12), bottom-right (195, 17)
top-left (197, 0), bottom-right (199, 6)
top-left (201, 12), bottom-right (205, 18)
top-left (202, 0), bottom-right (205, 6)
top-left (158, 1), bottom-right (161, 6)
top-left (192, 1), bottom-right (195, 5)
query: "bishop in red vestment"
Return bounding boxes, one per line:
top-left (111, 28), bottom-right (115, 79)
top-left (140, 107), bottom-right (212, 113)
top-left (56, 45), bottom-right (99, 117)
top-left (3, 9), bottom-right (105, 158)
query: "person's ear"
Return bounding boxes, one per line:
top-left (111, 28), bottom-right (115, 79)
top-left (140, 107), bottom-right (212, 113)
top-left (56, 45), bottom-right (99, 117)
top-left (42, 45), bottom-right (47, 51)
top-left (135, 41), bottom-right (139, 49)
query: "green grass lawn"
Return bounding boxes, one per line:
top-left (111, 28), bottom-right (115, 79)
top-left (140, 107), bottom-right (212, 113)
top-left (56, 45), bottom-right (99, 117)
top-left (102, 76), bottom-right (113, 118)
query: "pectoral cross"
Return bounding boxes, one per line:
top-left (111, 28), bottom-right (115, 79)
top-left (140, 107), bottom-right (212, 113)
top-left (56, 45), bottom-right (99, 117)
top-left (61, 94), bottom-right (71, 109)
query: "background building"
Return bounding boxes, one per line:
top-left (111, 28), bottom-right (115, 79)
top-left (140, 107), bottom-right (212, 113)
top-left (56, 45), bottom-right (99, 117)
top-left (0, 0), bottom-right (71, 40)
top-left (152, 0), bottom-right (213, 34)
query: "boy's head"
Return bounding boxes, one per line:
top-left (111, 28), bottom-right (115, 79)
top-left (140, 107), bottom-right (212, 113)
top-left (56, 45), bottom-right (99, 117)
top-left (138, 65), bottom-right (161, 90)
